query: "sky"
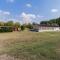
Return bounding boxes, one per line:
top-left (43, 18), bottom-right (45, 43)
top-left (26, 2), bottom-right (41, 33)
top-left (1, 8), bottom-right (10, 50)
top-left (0, 0), bottom-right (60, 24)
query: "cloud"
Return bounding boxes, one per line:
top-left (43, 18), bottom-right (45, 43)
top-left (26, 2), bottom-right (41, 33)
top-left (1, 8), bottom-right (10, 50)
top-left (0, 10), bottom-right (3, 13)
top-left (20, 12), bottom-right (44, 24)
top-left (6, 0), bottom-right (14, 3)
top-left (0, 10), bottom-right (11, 21)
top-left (0, 10), bottom-right (45, 24)
top-left (0, 10), bottom-right (10, 15)
top-left (3, 11), bottom-right (10, 15)
top-left (37, 15), bottom-right (44, 18)
top-left (51, 9), bottom-right (58, 13)
top-left (0, 10), bottom-right (21, 23)
top-left (26, 3), bottom-right (32, 8)
top-left (20, 12), bottom-right (36, 24)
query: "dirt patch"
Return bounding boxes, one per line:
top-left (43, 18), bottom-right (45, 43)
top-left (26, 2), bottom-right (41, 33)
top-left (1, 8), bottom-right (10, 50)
top-left (0, 54), bottom-right (20, 60)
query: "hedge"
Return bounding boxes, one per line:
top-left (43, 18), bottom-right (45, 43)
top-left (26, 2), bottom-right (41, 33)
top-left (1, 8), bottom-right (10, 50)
top-left (0, 27), bottom-right (13, 32)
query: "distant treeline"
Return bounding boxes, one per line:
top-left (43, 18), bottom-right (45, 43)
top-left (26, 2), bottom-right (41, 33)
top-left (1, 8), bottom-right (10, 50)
top-left (0, 21), bottom-right (20, 27)
top-left (0, 21), bottom-right (33, 31)
top-left (40, 17), bottom-right (60, 26)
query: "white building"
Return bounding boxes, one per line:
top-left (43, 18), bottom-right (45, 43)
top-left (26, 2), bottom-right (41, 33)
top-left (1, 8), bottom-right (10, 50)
top-left (33, 25), bottom-right (60, 32)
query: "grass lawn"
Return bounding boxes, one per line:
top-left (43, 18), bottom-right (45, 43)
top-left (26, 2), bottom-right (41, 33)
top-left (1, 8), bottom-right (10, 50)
top-left (0, 31), bottom-right (60, 60)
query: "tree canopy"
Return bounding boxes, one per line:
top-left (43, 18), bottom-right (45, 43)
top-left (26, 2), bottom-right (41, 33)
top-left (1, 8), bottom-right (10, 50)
top-left (40, 17), bottom-right (60, 26)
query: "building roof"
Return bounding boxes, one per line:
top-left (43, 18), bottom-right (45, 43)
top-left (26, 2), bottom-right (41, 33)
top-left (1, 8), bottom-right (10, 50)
top-left (33, 24), bottom-right (59, 27)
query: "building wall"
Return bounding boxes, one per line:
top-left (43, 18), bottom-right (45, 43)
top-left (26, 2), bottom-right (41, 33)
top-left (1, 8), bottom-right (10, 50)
top-left (38, 27), bottom-right (60, 32)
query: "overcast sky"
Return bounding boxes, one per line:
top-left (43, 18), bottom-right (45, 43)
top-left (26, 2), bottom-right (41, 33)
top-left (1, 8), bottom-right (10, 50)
top-left (0, 0), bottom-right (60, 24)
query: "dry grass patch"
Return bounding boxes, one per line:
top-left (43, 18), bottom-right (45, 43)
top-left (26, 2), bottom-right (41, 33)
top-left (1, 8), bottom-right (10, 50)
top-left (0, 31), bottom-right (60, 60)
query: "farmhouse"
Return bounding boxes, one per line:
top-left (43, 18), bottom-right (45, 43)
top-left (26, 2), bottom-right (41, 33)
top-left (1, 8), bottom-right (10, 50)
top-left (33, 24), bottom-right (60, 32)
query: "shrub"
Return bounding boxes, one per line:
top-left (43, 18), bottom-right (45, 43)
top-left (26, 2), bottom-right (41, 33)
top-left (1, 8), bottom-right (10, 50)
top-left (21, 25), bottom-right (25, 31)
top-left (0, 27), bottom-right (13, 32)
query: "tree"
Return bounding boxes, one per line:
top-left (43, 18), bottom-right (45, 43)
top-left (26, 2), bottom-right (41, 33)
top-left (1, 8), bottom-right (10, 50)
top-left (0, 22), bottom-right (5, 26)
top-left (21, 25), bottom-right (25, 31)
top-left (5, 21), bottom-right (14, 26)
top-left (56, 17), bottom-right (60, 26)
top-left (26, 23), bottom-right (33, 29)
top-left (14, 22), bottom-right (20, 28)
top-left (32, 22), bottom-right (38, 25)
top-left (40, 21), bottom-right (49, 26)
top-left (40, 17), bottom-right (60, 26)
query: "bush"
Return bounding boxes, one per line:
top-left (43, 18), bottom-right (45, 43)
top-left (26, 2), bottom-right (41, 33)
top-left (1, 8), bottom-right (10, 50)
top-left (0, 27), bottom-right (13, 32)
top-left (27, 25), bottom-right (33, 29)
top-left (21, 25), bottom-right (25, 31)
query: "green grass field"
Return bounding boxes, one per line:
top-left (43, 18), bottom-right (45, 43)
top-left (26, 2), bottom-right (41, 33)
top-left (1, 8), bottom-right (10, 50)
top-left (0, 31), bottom-right (60, 60)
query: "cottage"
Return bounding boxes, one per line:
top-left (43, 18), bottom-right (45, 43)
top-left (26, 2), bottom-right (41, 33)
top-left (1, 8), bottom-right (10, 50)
top-left (33, 25), bottom-right (60, 32)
